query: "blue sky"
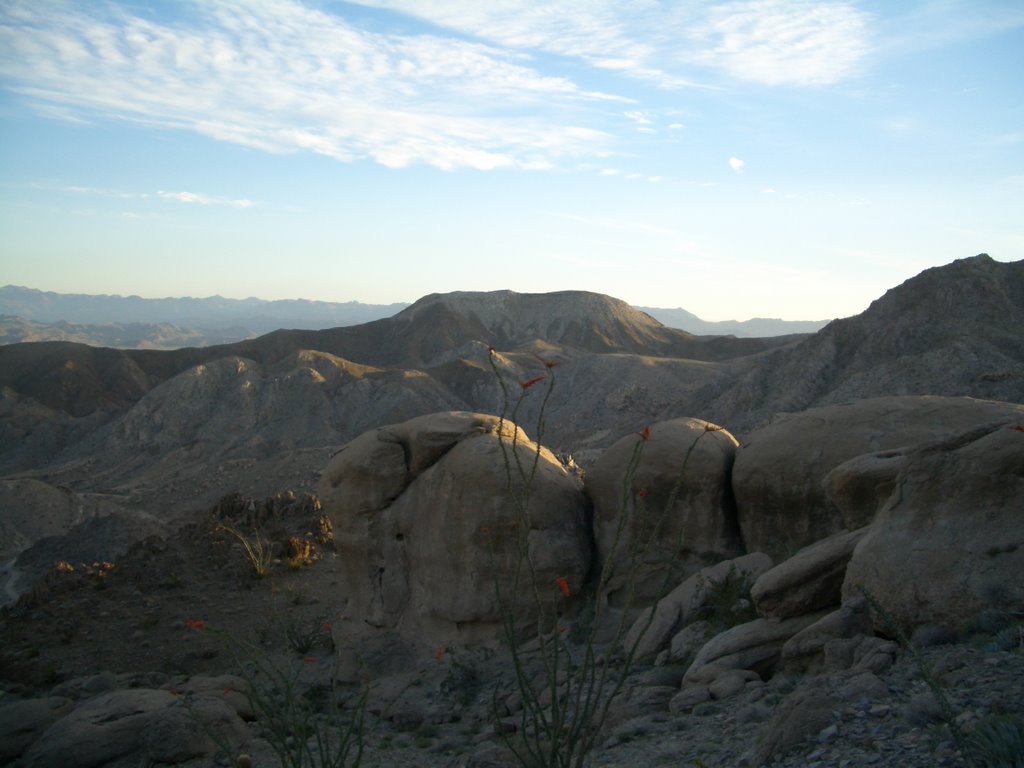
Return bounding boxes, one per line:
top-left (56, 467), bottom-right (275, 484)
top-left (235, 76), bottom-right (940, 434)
top-left (1, 1), bottom-right (1022, 321)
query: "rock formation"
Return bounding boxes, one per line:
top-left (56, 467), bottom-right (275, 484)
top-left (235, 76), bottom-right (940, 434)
top-left (732, 395), bottom-right (1024, 560)
top-left (584, 418), bottom-right (743, 606)
top-left (318, 412), bottom-right (591, 645)
top-left (842, 422), bottom-right (1024, 633)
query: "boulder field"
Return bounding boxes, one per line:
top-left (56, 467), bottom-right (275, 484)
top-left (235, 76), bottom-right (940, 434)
top-left (2, 395), bottom-right (1022, 768)
top-left (318, 396), bottom-right (1024, 668)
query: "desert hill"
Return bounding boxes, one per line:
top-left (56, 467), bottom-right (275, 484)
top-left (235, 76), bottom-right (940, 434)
top-left (0, 254), bottom-right (1022, 581)
top-left (706, 254), bottom-right (1024, 431)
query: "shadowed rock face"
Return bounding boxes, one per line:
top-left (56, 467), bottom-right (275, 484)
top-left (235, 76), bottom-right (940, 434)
top-left (318, 412), bottom-right (592, 645)
top-left (842, 422), bottom-right (1024, 634)
top-left (585, 417), bottom-right (743, 607)
top-left (731, 396), bottom-right (1024, 561)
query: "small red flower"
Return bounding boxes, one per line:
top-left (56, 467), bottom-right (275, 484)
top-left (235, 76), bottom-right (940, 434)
top-left (223, 686), bottom-right (234, 695)
top-left (534, 354), bottom-right (559, 369)
top-left (637, 487), bottom-right (648, 498)
top-left (185, 618), bottom-right (206, 630)
top-left (637, 426), bottom-right (651, 441)
top-left (1008, 424), bottom-right (1024, 432)
top-left (435, 645), bottom-right (445, 663)
top-left (555, 576), bottom-right (571, 597)
top-left (480, 526), bottom-right (490, 536)
top-left (321, 622), bottom-right (332, 631)
top-left (558, 626), bottom-right (567, 633)
top-left (520, 374), bottom-right (546, 390)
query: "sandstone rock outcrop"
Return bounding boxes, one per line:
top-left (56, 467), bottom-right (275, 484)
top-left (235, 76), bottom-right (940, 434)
top-left (318, 412), bottom-right (591, 645)
top-left (682, 612), bottom-right (828, 685)
top-left (19, 688), bottom-right (247, 768)
top-left (585, 418), bottom-right (742, 607)
top-left (779, 597), bottom-right (874, 672)
top-left (622, 553), bottom-right (773, 660)
top-left (732, 396), bottom-right (1024, 561)
top-left (750, 528), bottom-right (867, 619)
top-left (0, 696), bottom-right (74, 764)
top-left (842, 422), bottom-right (1024, 633)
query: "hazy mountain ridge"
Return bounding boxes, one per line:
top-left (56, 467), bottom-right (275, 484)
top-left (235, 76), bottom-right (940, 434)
top-left (636, 306), bottom-right (830, 337)
top-left (0, 285), bottom-right (824, 346)
top-left (0, 285), bottom-right (409, 340)
top-left (0, 315), bottom-right (247, 349)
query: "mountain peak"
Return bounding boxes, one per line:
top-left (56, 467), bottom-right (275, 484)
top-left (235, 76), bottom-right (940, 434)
top-left (401, 289), bottom-right (662, 330)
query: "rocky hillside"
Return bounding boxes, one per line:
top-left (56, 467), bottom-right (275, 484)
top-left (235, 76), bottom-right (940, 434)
top-left (1, 403), bottom-right (1021, 768)
top-left (0, 254), bottom-right (1021, 575)
top-left (707, 254), bottom-right (1024, 431)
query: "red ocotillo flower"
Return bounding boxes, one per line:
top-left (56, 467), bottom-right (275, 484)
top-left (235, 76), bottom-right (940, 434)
top-left (534, 354), bottom-right (559, 369)
top-left (637, 426), bottom-right (651, 440)
top-left (520, 374), bottom-right (546, 390)
top-left (637, 487), bottom-right (648, 498)
top-left (185, 618), bottom-right (206, 630)
top-left (555, 576), bottom-right (571, 597)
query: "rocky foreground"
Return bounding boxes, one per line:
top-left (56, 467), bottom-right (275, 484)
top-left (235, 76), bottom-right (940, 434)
top-left (2, 395), bottom-right (1022, 767)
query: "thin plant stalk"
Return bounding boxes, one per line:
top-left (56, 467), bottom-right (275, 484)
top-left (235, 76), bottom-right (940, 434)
top-left (486, 348), bottom-right (722, 767)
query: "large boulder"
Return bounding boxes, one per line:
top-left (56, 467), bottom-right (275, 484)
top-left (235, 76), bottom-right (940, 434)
top-left (750, 528), bottom-right (867, 619)
top-left (318, 412), bottom-right (591, 646)
top-left (842, 422), bottom-right (1024, 633)
top-left (585, 418), bottom-right (743, 607)
top-left (683, 612), bottom-right (828, 685)
top-left (20, 688), bottom-right (247, 768)
top-left (732, 396), bottom-right (1024, 561)
top-left (0, 696), bottom-right (74, 764)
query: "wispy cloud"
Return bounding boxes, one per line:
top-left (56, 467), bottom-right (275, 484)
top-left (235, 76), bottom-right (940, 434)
top-left (0, 0), bottom-right (617, 171)
top-left (157, 191), bottom-right (255, 208)
top-left (685, 0), bottom-right (871, 86)
top-left (0, 0), bottom-right (875, 173)
top-left (38, 182), bottom-right (254, 209)
top-left (729, 157), bottom-right (745, 173)
top-left (357, 0), bottom-right (872, 87)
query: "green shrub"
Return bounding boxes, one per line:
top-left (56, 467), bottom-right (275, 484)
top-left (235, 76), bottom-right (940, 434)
top-left (966, 715), bottom-right (1024, 768)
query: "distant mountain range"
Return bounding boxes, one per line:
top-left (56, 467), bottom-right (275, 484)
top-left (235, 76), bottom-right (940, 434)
top-left (0, 285), bottom-right (827, 348)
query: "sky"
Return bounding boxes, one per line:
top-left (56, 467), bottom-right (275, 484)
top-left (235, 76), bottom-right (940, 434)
top-left (1, 1), bottom-right (1022, 321)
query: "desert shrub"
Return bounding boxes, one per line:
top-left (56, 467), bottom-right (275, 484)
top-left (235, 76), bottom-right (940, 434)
top-left (199, 623), bottom-right (366, 768)
top-left (285, 617), bottom-right (334, 656)
top-left (965, 715), bottom-right (1024, 768)
top-left (286, 536), bottom-right (318, 569)
top-left (215, 522), bottom-right (274, 578)
top-left (693, 565), bottom-right (758, 634)
top-left (980, 623), bottom-right (1023, 653)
